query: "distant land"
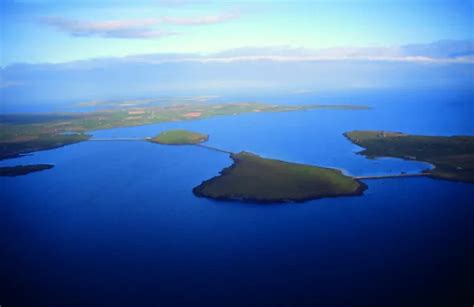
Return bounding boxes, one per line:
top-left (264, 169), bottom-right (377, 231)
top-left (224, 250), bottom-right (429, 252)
top-left (0, 164), bottom-right (54, 177)
top-left (75, 96), bottom-right (219, 108)
top-left (0, 133), bottom-right (89, 161)
top-left (345, 130), bottom-right (474, 183)
top-left (0, 102), bottom-right (368, 160)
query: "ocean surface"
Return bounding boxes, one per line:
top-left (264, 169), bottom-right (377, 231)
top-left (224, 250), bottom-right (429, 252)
top-left (1, 89), bottom-right (473, 306)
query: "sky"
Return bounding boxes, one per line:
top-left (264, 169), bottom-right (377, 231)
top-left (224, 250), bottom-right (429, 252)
top-left (1, 0), bottom-right (473, 65)
top-left (1, 0), bottom-right (473, 107)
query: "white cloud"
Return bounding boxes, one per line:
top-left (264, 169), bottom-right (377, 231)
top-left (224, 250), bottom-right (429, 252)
top-left (41, 10), bottom-right (240, 39)
top-left (118, 42), bottom-right (474, 64)
top-left (155, 0), bottom-right (210, 6)
top-left (206, 42), bottom-right (474, 63)
top-left (161, 10), bottom-right (240, 25)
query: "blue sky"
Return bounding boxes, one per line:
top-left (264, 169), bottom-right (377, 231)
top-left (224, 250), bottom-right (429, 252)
top-left (1, 0), bottom-right (473, 65)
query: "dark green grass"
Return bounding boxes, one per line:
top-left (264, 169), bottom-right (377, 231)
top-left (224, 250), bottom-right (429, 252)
top-left (193, 152), bottom-right (366, 203)
top-left (344, 130), bottom-right (474, 183)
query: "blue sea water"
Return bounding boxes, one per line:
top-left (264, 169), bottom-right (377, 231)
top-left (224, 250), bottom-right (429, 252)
top-left (1, 89), bottom-right (473, 306)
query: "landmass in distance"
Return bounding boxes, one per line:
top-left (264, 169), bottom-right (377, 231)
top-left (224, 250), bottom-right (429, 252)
top-left (0, 102), bottom-right (369, 160)
top-left (344, 130), bottom-right (474, 183)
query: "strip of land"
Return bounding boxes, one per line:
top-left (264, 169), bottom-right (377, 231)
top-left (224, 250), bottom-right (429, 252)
top-left (0, 133), bottom-right (90, 160)
top-left (0, 102), bottom-right (368, 160)
top-left (344, 130), bottom-right (474, 183)
top-left (0, 164), bottom-right (54, 177)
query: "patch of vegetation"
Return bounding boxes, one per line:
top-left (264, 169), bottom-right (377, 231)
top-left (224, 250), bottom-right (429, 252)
top-left (149, 130), bottom-right (209, 145)
top-left (0, 164), bottom-right (54, 176)
top-left (344, 130), bottom-right (474, 183)
top-left (193, 151), bottom-right (366, 203)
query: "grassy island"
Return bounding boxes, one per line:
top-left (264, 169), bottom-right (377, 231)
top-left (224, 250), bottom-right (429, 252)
top-left (344, 130), bottom-right (474, 183)
top-left (0, 164), bottom-right (54, 176)
top-left (149, 130), bottom-right (209, 145)
top-left (193, 152), bottom-right (366, 203)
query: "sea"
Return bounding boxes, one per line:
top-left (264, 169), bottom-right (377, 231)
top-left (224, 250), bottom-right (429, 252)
top-left (1, 89), bottom-right (473, 306)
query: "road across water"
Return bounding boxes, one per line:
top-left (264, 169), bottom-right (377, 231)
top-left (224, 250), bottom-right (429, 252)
top-left (88, 137), bottom-right (150, 141)
top-left (87, 138), bottom-right (430, 180)
top-left (355, 173), bottom-right (429, 180)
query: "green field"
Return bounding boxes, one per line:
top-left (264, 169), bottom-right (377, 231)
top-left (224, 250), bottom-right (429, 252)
top-left (0, 102), bottom-right (368, 160)
top-left (0, 164), bottom-right (54, 176)
top-left (344, 130), bottom-right (474, 183)
top-left (193, 152), bottom-right (366, 203)
top-left (149, 130), bottom-right (209, 145)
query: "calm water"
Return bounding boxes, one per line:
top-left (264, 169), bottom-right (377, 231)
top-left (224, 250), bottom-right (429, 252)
top-left (1, 89), bottom-right (473, 306)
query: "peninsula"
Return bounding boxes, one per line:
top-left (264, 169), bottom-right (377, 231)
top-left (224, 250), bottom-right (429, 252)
top-left (0, 164), bottom-right (54, 177)
top-left (344, 130), bottom-right (474, 183)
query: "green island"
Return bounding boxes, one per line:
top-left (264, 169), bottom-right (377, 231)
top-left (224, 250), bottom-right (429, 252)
top-left (0, 102), bottom-right (368, 160)
top-left (344, 130), bottom-right (474, 183)
top-left (145, 129), bottom-right (367, 203)
top-left (192, 152), bottom-right (366, 203)
top-left (0, 164), bottom-right (54, 177)
top-left (149, 130), bottom-right (209, 145)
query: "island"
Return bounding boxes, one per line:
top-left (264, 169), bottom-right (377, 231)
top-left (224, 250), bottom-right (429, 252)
top-left (148, 129), bottom-right (367, 203)
top-left (148, 129), bottom-right (209, 145)
top-left (0, 164), bottom-right (54, 177)
top-left (0, 102), bottom-right (369, 160)
top-left (344, 130), bottom-right (474, 183)
top-left (193, 151), bottom-right (367, 203)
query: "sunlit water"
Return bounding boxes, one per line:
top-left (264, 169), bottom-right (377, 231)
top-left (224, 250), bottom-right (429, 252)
top-left (1, 89), bottom-right (473, 306)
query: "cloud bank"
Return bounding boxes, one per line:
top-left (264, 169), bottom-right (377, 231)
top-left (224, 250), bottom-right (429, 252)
top-left (1, 40), bottom-right (472, 107)
top-left (41, 10), bottom-right (240, 39)
top-left (116, 40), bottom-right (473, 64)
top-left (155, 0), bottom-right (209, 6)
top-left (41, 17), bottom-right (178, 38)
